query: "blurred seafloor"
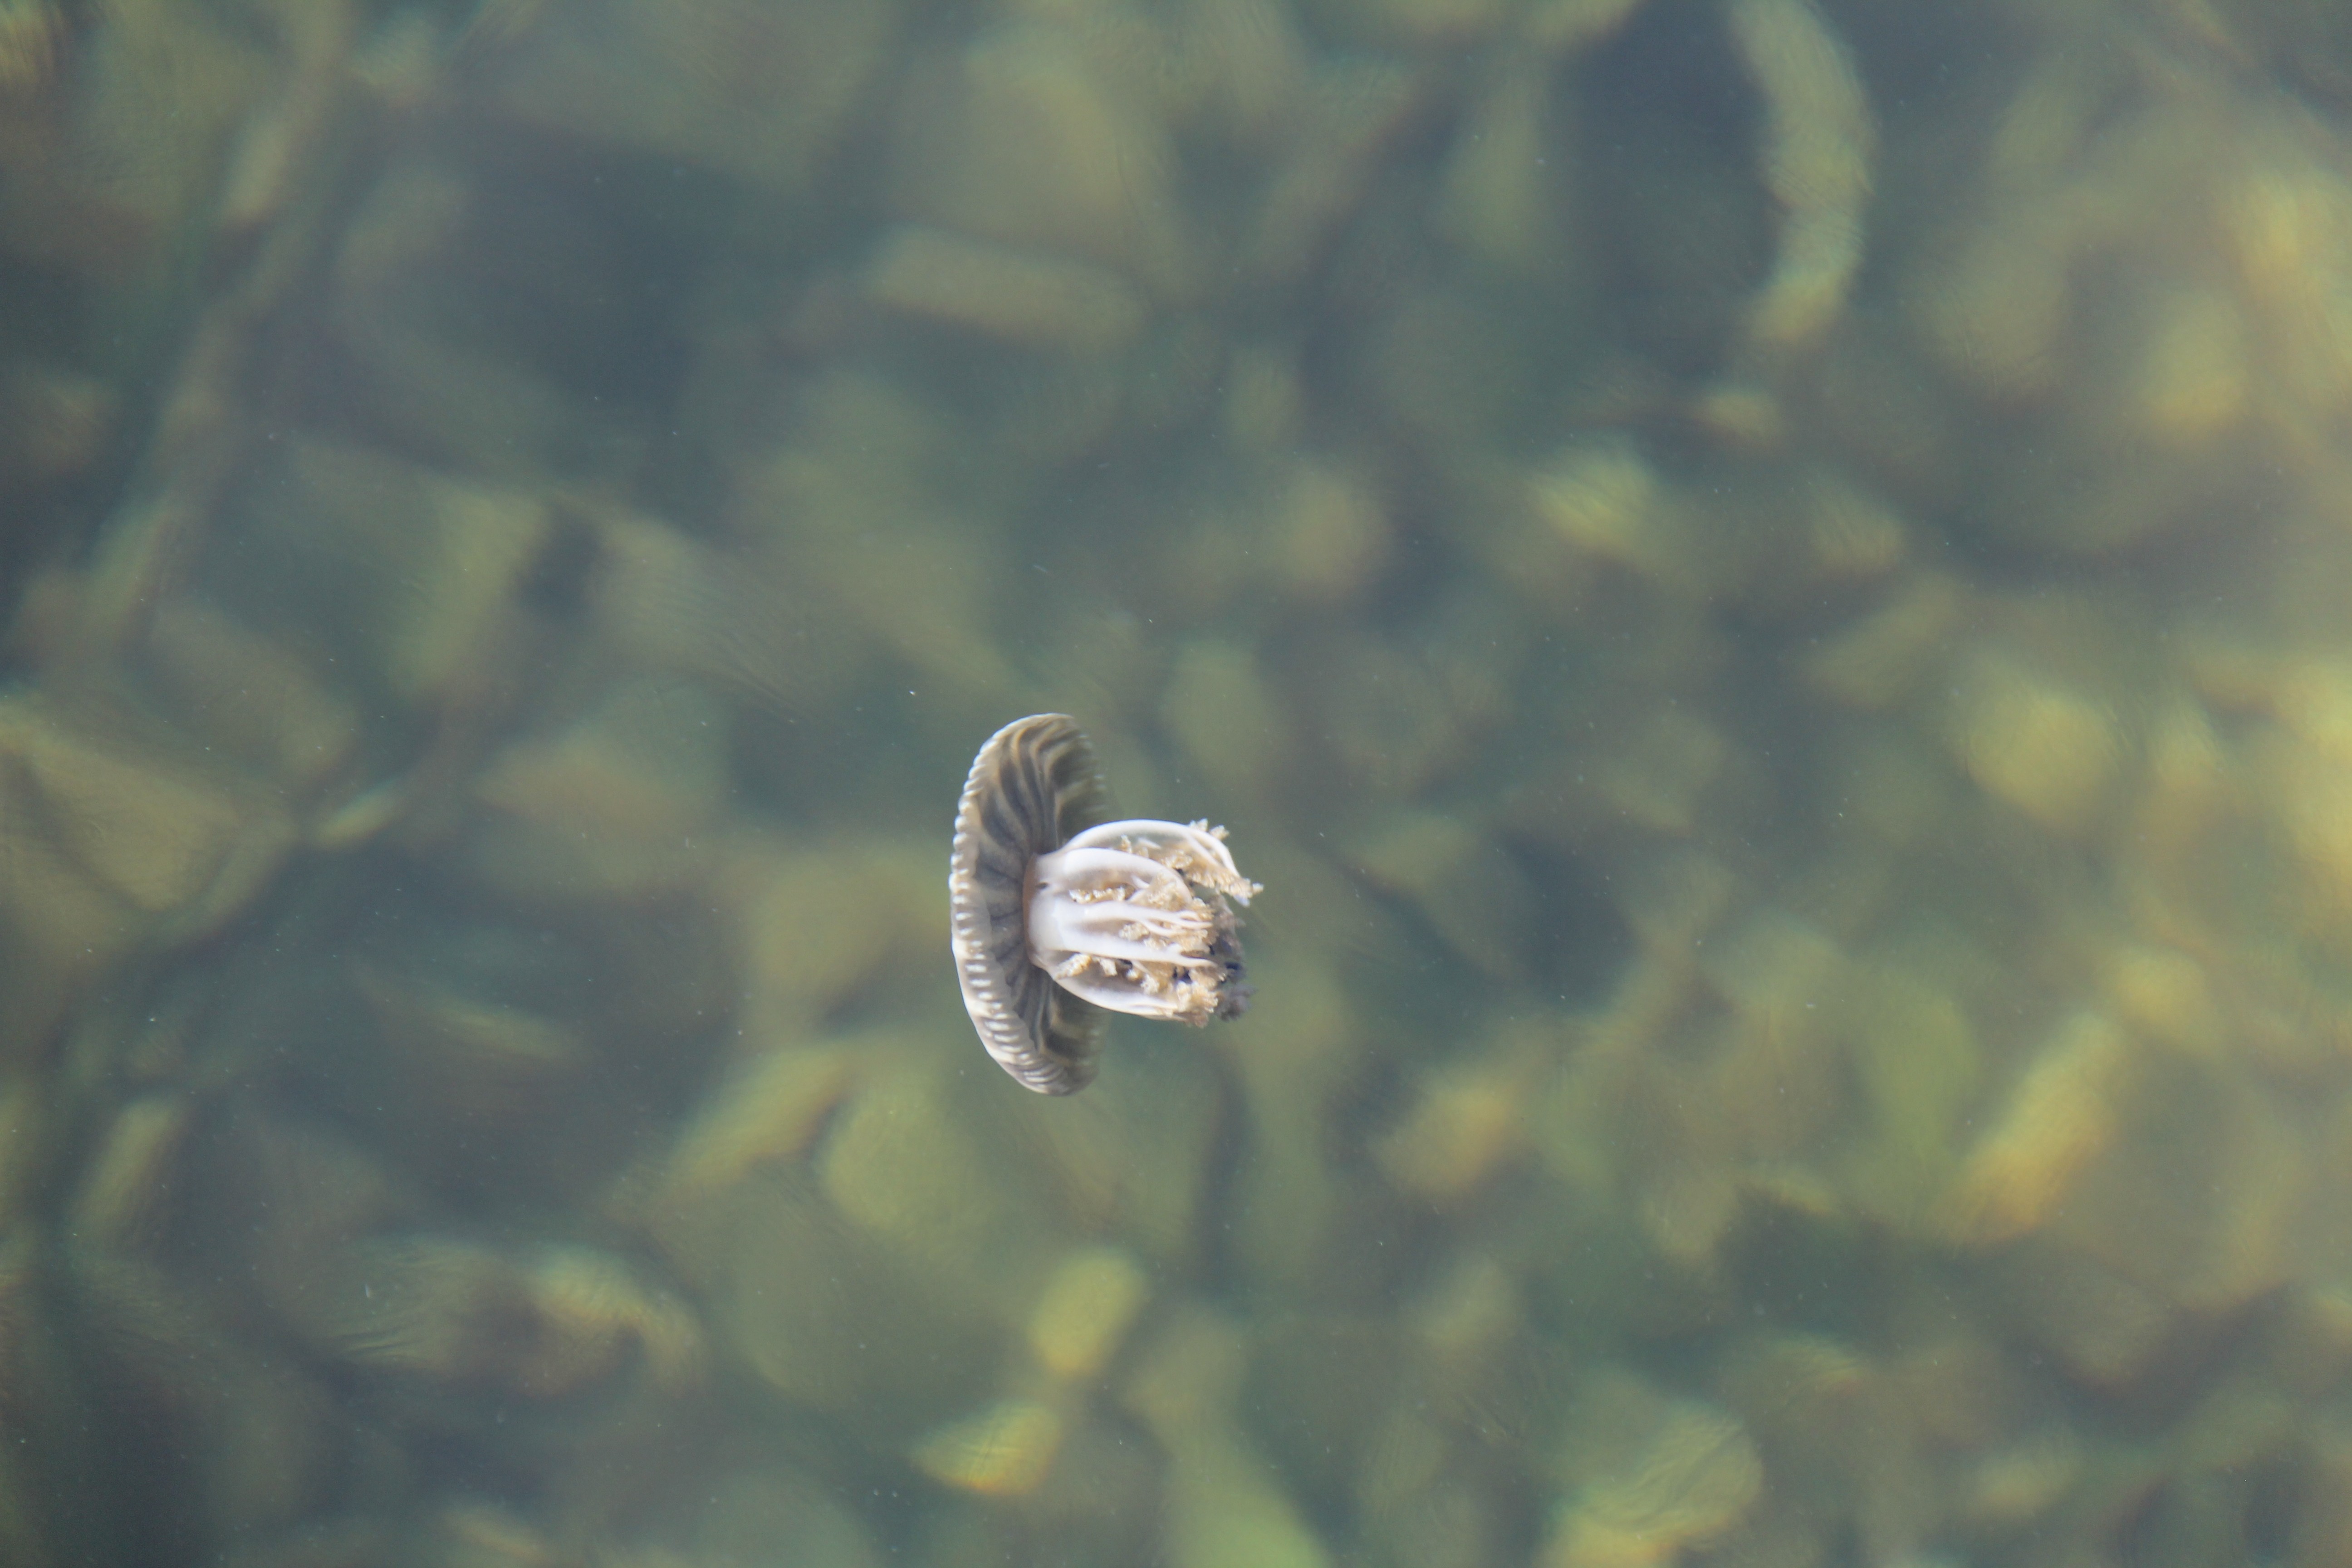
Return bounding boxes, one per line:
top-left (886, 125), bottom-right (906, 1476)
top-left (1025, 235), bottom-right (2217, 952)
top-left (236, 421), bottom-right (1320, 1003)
top-left (5, 0), bottom-right (2352, 1564)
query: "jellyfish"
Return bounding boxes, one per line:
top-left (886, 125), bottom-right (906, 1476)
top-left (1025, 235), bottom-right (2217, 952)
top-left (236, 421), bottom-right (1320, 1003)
top-left (948, 714), bottom-right (1260, 1093)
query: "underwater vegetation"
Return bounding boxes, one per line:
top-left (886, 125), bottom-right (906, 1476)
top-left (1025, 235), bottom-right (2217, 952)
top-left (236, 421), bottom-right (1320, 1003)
top-left (4, 1), bottom-right (2352, 1566)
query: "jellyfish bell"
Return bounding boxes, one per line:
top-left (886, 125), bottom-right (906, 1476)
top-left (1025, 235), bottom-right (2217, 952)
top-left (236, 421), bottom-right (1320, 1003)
top-left (947, 713), bottom-right (1107, 1094)
top-left (949, 714), bottom-right (1261, 1094)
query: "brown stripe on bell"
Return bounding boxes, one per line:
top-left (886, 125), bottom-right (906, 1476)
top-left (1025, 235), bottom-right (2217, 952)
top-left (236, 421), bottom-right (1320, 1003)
top-left (947, 715), bottom-right (1260, 1093)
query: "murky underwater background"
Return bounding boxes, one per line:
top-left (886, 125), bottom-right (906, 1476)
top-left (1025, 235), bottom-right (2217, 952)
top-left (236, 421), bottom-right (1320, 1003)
top-left (7, 0), bottom-right (2352, 1563)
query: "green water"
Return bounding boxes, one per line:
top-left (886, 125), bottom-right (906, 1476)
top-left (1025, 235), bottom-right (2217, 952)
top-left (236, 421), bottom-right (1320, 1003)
top-left (3, 1), bottom-right (2351, 1565)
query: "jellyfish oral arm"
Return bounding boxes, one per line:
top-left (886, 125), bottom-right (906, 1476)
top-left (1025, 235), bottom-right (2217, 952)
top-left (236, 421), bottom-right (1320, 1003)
top-left (1026, 822), bottom-right (1258, 1024)
top-left (1053, 819), bottom-right (1259, 903)
top-left (1029, 848), bottom-right (1217, 959)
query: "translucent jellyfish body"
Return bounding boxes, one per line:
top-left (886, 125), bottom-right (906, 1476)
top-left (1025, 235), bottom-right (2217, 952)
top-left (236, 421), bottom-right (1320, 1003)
top-left (948, 715), bottom-right (1259, 1093)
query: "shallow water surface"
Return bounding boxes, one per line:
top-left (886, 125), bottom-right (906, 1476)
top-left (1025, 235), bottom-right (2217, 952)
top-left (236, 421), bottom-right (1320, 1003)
top-left (2, 2), bottom-right (2351, 1565)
